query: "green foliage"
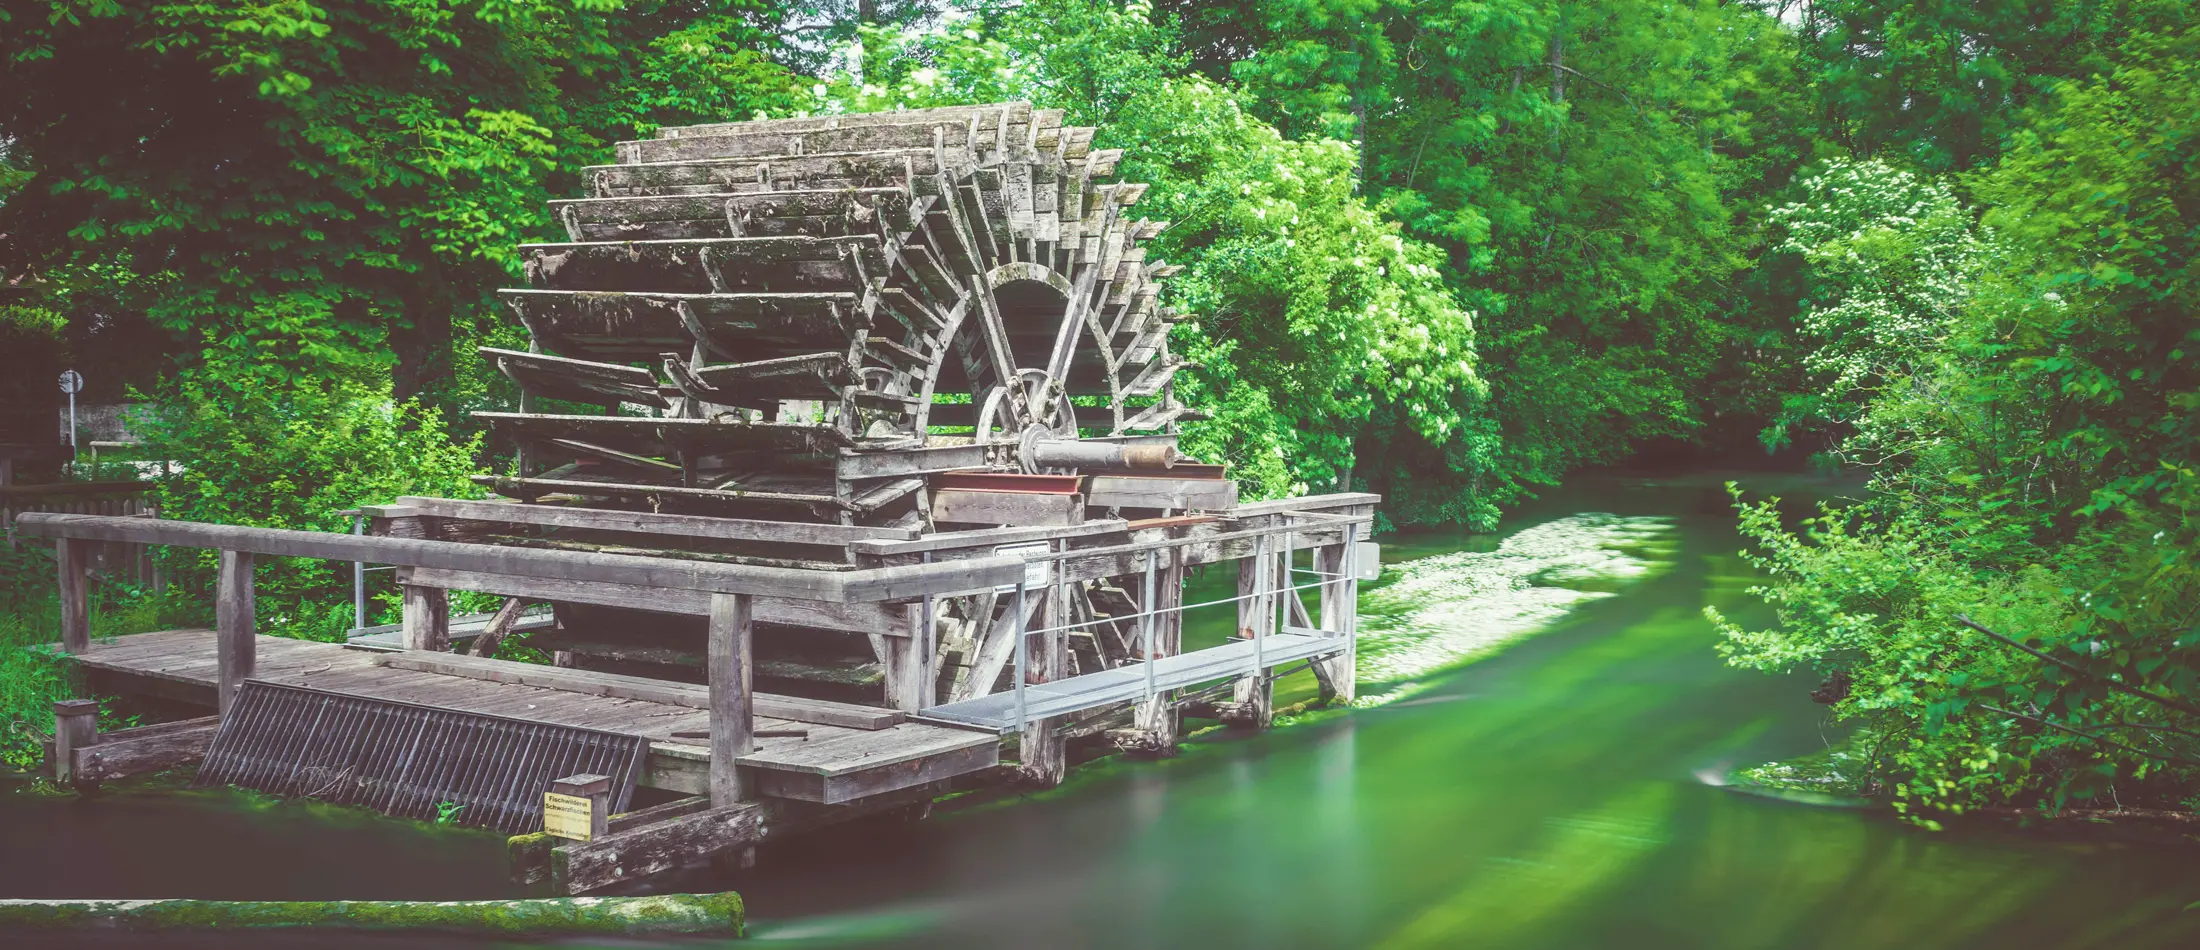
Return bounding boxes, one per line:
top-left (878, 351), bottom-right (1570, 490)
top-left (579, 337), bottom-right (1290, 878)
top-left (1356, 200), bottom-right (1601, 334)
top-left (1715, 20), bottom-right (2200, 820)
top-left (819, 1), bottom-right (1494, 516)
top-left (1788, 0), bottom-right (2189, 172)
top-left (0, 0), bottom-right (806, 404)
top-left (0, 546), bottom-right (171, 773)
top-left (1173, 0), bottom-right (1820, 503)
top-left (1760, 159), bottom-right (1994, 450)
top-left (136, 345), bottom-right (487, 640)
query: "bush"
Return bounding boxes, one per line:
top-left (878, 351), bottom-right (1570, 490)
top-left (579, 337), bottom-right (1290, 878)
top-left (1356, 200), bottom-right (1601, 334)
top-left (136, 351), bottom-right (486, 641)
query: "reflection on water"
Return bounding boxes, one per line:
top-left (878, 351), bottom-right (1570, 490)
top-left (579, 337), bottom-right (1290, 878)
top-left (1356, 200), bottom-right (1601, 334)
top-left (6, 472), bottom-right (2199, 949)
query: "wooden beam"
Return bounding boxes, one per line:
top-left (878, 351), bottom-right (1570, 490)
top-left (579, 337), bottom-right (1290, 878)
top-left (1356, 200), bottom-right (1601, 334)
top-left (401, 584), bottom-right (449, 652)
top-left (68, 716), bottom-right (221, 784)
top-left (468, 597), bottom-right (526, 657)
top-left (1087, 475), bottom-right (1237, 511)
top-left (931, 488), bottom-right (1085, 527)
top-left (388, 496), bottom-right (918, 545)
top-left (1229, 542), bottom-right (1273, 729)
top-left (215, 550), bottom-right (255, 716)
top-left (1312, 539), bottom-right (1354, 703)
top-left (56, 538), bottom-right (89, 654)
top-left (708, 593), bottom-right (755, 806)
top-left (551, 803), bottom-right (763, 895)
top-left (52, 700), bottom-right (97, 787)
top-left (14, 513), bottom-right (1022, 602)
top-left (848, 518), bottom-right (1129, 557)
top-left (403, 567), bottom-right (907, 635)
top-left (376, 651), bottom-right (903, 730)
top-left (883, 603), bottom-right (932, 711)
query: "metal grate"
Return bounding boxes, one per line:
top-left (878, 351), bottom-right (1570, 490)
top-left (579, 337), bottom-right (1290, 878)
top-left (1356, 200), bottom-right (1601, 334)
top-left (194, 681), bottom-right (651, 834)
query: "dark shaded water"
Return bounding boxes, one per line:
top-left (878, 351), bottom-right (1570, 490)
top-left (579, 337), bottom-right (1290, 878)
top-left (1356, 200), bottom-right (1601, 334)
top-left (7, 471), bottom-right (2200, 948)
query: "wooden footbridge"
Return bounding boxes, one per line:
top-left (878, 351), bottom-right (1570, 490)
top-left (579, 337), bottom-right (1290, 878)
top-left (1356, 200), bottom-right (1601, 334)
top-left (24, 101), bottom-right (1375, 895)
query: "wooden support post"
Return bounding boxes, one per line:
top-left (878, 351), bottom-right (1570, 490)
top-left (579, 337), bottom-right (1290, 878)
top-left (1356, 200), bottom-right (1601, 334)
top-left (707, 592), bottom-right (755, 806)
top-left (56, 537), bottom-right (90, 654)
top-left (1311, 537), bottom-right (1352, 703)
top-left (1230, 535), bottom-right (1275, 728)
top-left (52, 699), bottom-right (98, 787)
top-left (401, 583), bottom-right (449, 652)
top-left (215, 549), bottom-right (255, 716)
top-left (469, 596), bottom-right (526, 657)
top-left (548, 773), bottom-right (612, 841)
top-left (1015, 555), bottom-right (1068, 787)
top-left (1132, 547), bottom-right (1184, 748)
top-left (884, 603), bottom-right (933, 711)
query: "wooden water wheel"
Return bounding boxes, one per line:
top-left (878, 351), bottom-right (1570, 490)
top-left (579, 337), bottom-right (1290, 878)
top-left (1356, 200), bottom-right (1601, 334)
top-left (475, 101), bottom-right (1192, 525)
top-left (465, 103), bottom-right (1214, 705)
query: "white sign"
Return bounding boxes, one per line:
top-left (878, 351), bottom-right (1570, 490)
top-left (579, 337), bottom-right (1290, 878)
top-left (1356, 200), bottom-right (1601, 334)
top-left (58, 370), bottom-right (84, 394)
top-left (994, 542), bottom-right (1055, 591)
top-left (1355, 541), bottom-right (1382, 581)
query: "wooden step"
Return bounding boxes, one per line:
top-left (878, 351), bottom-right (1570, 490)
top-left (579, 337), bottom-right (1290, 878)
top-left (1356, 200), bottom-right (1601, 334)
top-left (585, 150), bottom-right (959, 200)
top-left (501, 289), bottom-right (867, 362)
top-left (475, 473), bottom-right (851, 510)
top-left (480, 347), bottom-right (669, 409)
top-left (657, 102), bottom-right (1055, 140)
top-left (550, 189), bottom-right (931, 242)
top-left (521, 235), bottom-right (888, 295)
top-left (666, 352), bottom-right (855, 405)
top-left (476, 412), bottom-right (857, 457)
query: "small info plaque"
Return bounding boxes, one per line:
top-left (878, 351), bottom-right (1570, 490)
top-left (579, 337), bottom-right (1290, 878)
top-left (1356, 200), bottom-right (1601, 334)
top-left (543, 792), bottom-right (596, 841)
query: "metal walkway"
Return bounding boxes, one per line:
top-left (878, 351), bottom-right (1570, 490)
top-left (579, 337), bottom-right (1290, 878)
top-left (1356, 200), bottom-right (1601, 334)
top-left (916, 628), bottom-right (1346, 732)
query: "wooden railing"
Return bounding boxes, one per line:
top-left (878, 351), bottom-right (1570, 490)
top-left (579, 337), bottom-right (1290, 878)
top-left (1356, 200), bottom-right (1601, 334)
top-left (2, 480), bottom-right (161, 589)
top-left (16, 510), bottom-right (1025, 806)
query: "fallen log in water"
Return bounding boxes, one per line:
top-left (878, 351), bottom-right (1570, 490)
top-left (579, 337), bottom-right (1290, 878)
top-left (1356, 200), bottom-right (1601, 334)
top-left (0, 893), bottom-right (744, 935)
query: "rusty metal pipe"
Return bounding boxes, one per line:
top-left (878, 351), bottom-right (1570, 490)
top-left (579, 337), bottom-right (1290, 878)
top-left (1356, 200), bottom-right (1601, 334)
top-left (1028, 440), bottom-right (1179, 471)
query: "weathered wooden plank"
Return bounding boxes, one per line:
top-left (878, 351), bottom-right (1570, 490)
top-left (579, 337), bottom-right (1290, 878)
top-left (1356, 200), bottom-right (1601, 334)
top-left (750, 740), bottom-right (994, 805)
top-left (215, 550), bottom-right (254, 716)
top-left (402, 567), bottom-right (905, 634)
top-left (849, 519), bottom-right (1130, 558)
top-left (1086, 474), bottom-right (1238, 511)
top-left (390, 496), bottom-right (916, 544)
top-left (468, 597), bottom-right (526, 657)
top-left (69, 716), bottom-right (221, 783)
top-left (15, 513), bottom-right (1023, 603)
top-left (374, 651), bottom-right (904, 730)
top-left (482, 347), bottom-right (667, 408)
top-left (605, 795), bottom-right (711, 835)
top-left (708, 593), bottom-right (755, 805)
top-left (551, 803), bottom-right (764, 894)
top-left (931, 488), bottom-right (1085, 527)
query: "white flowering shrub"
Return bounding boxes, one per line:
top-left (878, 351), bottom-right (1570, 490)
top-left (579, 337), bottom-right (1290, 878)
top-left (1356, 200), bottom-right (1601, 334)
top-left (1766, 159), bottom-right (1995, 456)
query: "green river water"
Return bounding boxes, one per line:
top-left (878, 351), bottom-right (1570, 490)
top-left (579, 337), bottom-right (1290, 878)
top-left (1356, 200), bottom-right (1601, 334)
top-left (7, 469), bottom-right (2200, 948)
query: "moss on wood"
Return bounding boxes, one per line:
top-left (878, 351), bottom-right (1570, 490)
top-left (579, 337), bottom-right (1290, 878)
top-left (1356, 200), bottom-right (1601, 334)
top-left (0, 893), bottom-right (743, 935)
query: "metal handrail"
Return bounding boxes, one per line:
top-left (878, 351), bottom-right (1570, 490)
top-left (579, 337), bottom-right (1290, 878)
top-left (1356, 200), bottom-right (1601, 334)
top-left (1001, 526), bottom-right (1370, 733)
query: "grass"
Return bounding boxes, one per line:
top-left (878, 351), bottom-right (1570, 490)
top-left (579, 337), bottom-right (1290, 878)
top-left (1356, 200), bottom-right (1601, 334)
top-left (0, 544), bottom-right (186, 774)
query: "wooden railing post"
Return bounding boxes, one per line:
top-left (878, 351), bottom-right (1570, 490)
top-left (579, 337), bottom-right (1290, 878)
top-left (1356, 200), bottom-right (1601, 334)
top-left (56, 536), bottom-right (91, 654)
top-left (1230, 529), bottom-right (1276, 728)
top-left (401, 583), bottom-right (450, 652)
top-left (707, 592), bottom-right (754, 806)
top-left (1133, 546), bottom-right (1185, 745)
top-left (52, 699), bottom-right (98, 786)
top-left (215, 549), bottom-right (256, 715)
top-left (885, 602), bottom-right (932, 712)
top-left (1312, 527), bottom-right (1352, 704)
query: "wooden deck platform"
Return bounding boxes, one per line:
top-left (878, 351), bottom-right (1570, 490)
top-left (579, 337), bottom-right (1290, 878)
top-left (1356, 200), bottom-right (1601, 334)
top-left (67, 628), bottom-right (999, 804)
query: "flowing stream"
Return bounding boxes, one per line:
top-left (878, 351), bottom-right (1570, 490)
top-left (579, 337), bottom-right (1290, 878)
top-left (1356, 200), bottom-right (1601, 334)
top-left (7, 470), bottom-right (2200, 948)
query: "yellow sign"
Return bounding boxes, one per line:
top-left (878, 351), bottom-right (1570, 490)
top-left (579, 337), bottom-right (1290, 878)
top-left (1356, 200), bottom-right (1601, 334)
top-left (543, 791), bottom-right (595, 841)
